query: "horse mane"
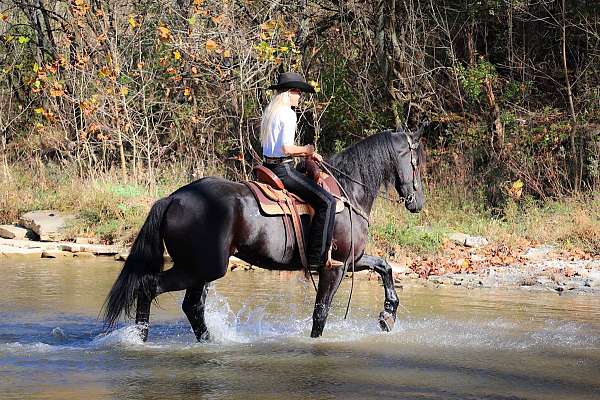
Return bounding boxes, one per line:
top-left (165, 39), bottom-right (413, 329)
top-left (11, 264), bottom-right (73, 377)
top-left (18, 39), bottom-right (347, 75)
top-left (328, 130), bottom-right (397, 199)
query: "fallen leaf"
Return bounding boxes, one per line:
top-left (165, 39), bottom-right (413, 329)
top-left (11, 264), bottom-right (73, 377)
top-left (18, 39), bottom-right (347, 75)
top-left (205, 39), bottom-right (217, 52)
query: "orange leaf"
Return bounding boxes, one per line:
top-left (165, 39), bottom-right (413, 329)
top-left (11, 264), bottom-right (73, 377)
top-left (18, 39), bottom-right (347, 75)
top-left (157, 26), bottom-right (171, 41)
top-left (205, 39), bottom-right (217, 52)
top-left (49, 82), bottom-right (64, 97)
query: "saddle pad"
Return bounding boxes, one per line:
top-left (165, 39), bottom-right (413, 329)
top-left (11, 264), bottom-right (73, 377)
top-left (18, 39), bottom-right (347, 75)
top-left (244, 181), bottom-right (345, 216)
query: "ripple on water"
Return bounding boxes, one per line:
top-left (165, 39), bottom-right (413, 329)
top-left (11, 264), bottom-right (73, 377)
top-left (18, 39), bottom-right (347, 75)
top-left (1, 287), bottom-right (600, 355)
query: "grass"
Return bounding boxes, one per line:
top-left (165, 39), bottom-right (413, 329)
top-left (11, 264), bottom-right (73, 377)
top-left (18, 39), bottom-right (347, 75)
top-left (1, 162), bottom-right (598, 255)
top-left (370, 187), bottom-right (600, 257)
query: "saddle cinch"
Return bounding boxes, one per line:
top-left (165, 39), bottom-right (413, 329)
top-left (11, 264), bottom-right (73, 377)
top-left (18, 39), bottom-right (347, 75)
top-left (242, 160), bottom-right (346, 269)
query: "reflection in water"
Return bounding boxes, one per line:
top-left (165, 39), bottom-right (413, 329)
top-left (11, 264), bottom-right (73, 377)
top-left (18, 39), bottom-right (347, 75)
top-left (1, 258), bottom-right (600, 399)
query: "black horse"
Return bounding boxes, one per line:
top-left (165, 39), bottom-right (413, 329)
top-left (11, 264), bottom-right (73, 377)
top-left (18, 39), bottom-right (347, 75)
top-left (103, 128), bottom-right (425, 341)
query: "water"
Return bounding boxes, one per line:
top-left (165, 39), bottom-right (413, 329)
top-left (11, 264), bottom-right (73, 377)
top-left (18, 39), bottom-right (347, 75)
top-left (1, 258), bottom-right (600, 399)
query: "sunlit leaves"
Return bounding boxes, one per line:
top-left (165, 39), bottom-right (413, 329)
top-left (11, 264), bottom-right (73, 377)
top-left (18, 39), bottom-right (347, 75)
top-left (71, 0), bottom-right (90, 16)
top-left (205, 39), bottom-right (218, 52)
top-left (17, 36), bottom-right (30, 44)
top-left (173, 50), bottom-right (181, 61)
top-left (508, 179), bottom-right (524, 199)
top-left (49, 82), bottom-right (65, 97)
top-left (157, 26), bottom-right (171, 42)
top-left (33, 107), bottom-right (56, 122)
top-left (308, 80), bottom-right (321, 93)
top-left (128, 15), bottom-right (138, 29)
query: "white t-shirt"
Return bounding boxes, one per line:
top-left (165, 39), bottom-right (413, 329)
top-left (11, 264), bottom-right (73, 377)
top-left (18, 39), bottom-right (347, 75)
top-left (262, 108), bottom-right (297, 158)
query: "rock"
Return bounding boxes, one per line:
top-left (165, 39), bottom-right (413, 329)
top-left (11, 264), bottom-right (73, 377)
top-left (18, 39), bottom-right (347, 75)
top-left (429, 275), bottom-right (452, 285)
top-left (464, 236), bottom-right (489, 248)
top-left (0, 225), bottom-right (32, 240)
top-left (19, 210), bottom-right (76, 242)
top-left (587, 271), bottom-right (600, 287)
top-left (523, 245), bottom-right (556, 261)
top-left (73, 252), bottom-right (95, 258)
top-left (41, 250), bottom-right (74, 258)
top-left (448, 232), bottom-right (469, 245)
top-left (535, 276), bottom-right (554, 286)
top-left (114, 252), bottom-right (129, 261)
top-left (75, 237), bottom-right (95, 244)
top-left (60, 243), bottom-right (120, 255)
top-left (521, 276), bottom-right (536, 286)
top-left (448, 232), bottom-right (488, 248)
top-left (59, 244), bottom-right (82, 253)
top-left (0, 247), bottom-right (43, 257)
top-left (389, 260), bottom-right (411, 275)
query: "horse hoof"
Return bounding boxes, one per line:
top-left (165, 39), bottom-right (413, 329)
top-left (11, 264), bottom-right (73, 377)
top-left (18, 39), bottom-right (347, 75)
top-left (136, 323), bottom-right (149, 342)
top-left (378, 311), bottom-right (395, 332)
top-left (196, 331), bottom-right (211, 343)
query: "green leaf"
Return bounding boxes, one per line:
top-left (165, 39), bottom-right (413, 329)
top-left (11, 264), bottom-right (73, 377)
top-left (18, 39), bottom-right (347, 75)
top-left (17, 36), bottom-right (30, 44)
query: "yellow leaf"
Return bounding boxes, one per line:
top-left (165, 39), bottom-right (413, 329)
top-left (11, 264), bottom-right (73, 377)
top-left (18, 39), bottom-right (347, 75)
top-left (34, 108), bottom-right (44, 114)
top-left (512, 179), bottom-right (524, 190)
top-left (308, 80), bottom-right (321, 93)
top-left (0, 13), bottom-right (8, 21)
top-left (128, 15), bottom-right (138, 29)
top-left (173, 50), bottom-right (181, 61)
top-left (120, 86), bottom-right (129, 96)
top-left (278, 46), bottom-right (289, 53)
top-left (157, 26), bottom-right (171, 41)
top-left (205, 39), bottom-right (217, 52)
top-left (223, 49), bottom-right (231, 58)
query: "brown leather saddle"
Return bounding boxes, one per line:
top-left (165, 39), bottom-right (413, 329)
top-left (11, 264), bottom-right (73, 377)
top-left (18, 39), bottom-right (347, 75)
top-left (244, 166), bottom-right (345, 216)
top-left (243, 160), bottom-right (346, 270)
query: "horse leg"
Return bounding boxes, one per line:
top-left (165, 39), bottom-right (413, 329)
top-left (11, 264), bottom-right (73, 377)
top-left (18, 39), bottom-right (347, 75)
top-left (135, 288), bottom-right (153, 341)
top-left (355, 254), bottom-right (399, 332)
top-left (310, 266), bottom-right (345, 338)
top-left (134, 266), bottom-right (200, 342)
top-left (182, 283), bottom-right (211, 342)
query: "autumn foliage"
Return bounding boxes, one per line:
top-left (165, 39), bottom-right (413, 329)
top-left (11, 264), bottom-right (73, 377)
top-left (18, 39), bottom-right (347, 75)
top-left (0, 0), bottom-right (598, 203)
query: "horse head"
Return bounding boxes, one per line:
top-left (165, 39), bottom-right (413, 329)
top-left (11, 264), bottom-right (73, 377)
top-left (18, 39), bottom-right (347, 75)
top-left (389, 126), bottom-right (425, 213)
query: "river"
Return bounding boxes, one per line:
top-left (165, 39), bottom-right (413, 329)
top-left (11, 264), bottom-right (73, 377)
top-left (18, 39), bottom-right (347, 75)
top-left (1, 258), bottom-right (599, 399)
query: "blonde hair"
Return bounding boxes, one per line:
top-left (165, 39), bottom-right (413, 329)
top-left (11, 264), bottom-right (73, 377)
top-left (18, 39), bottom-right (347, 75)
top-left (260, 91), bottom-right (291, 146)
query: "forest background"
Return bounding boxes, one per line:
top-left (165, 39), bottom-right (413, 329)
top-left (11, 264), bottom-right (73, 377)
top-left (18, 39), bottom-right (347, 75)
top-left (0, 0), bottom-right (599, 263)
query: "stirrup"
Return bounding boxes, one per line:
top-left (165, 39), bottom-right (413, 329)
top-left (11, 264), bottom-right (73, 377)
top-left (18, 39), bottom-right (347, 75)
top-left (325, 258), bottom-right (344, 269)
top-left (325, 245), bottom-right (344, 269)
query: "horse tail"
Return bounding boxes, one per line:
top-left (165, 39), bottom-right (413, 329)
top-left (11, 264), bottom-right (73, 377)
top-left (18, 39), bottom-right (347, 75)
top-left (103, 197), bottom-right (173, 328)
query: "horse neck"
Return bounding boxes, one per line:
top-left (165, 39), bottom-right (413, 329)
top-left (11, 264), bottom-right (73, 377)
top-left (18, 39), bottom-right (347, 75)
top-left (329, 133), bottom-right (395, 215)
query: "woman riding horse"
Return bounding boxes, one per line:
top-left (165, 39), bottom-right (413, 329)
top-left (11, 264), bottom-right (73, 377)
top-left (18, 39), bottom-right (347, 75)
top-left (261, 71), bottom-right (343, 271)
top-left (103, 78), bottom-right (426, 341)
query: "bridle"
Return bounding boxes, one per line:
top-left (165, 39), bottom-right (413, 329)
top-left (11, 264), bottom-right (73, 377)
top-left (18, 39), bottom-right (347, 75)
top-left (315, 130), bottom-right (422, 318)
top-left (320, 129), bottom-right (421, 213)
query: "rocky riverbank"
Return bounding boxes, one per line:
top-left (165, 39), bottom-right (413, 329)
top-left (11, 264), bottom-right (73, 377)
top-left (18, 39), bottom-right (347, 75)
top-left (1, 209), bottom-right (599, 294)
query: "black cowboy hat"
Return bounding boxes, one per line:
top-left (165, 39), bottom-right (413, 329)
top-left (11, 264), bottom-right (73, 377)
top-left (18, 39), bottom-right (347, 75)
top-left (268, 71), bottom-right (316, 93)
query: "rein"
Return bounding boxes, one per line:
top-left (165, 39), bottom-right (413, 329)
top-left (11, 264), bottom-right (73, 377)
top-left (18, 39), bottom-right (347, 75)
top-left (314, 130), bottom-right (421, 318)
